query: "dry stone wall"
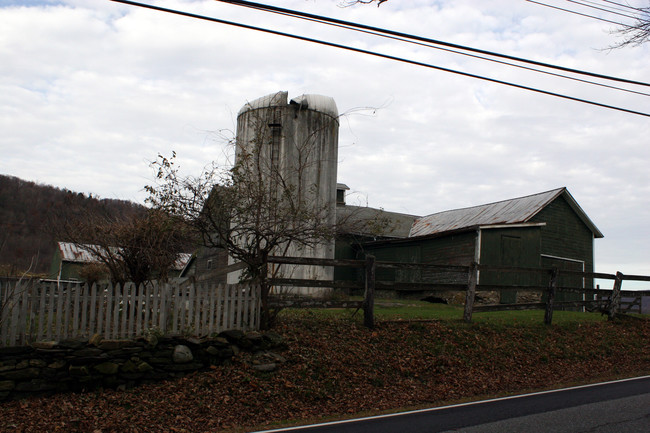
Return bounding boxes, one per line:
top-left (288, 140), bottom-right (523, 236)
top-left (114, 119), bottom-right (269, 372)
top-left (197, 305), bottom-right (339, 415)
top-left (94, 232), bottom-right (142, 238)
top-left (0, 330), bottom-right (284, 401)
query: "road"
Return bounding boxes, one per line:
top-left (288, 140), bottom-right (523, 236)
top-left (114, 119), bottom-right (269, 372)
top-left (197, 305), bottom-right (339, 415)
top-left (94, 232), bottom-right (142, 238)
top-left (252, 375), bottom-right (650, 433)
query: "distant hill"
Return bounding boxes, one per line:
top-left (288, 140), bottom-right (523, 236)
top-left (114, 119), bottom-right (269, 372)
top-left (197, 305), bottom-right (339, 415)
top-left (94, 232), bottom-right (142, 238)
top-left (0, 174), bottom-right (145, 276)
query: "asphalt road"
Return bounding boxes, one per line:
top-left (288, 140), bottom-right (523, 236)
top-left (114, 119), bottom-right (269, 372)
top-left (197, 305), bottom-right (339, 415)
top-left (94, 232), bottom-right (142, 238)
top-left (251, 375), bottom-right (650, 433)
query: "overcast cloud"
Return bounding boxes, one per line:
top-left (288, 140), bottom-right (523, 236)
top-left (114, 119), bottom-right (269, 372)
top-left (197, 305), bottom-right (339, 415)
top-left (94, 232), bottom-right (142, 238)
top-left (1, 0), bottom-right (649, 280)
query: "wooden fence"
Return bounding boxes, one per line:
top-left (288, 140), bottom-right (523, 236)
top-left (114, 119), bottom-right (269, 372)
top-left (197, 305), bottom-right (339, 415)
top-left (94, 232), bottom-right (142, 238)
top-left (265, 256), bottom-right (650, 328)
top-left (0, 280), bottom-right (260, 347)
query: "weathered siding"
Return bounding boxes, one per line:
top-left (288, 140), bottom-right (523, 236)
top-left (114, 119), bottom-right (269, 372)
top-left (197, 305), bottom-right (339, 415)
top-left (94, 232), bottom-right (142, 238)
top-left (420, 232), bottom-right (475, 284)
top-left (530, 195), bottom-right (594, 288)
top-left (479, 226), bottom-right (542, 303)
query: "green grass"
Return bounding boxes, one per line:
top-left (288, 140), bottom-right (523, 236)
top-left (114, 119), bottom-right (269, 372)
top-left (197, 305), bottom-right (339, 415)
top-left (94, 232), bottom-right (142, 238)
top-left (278, 299), bottom-right (610, 325)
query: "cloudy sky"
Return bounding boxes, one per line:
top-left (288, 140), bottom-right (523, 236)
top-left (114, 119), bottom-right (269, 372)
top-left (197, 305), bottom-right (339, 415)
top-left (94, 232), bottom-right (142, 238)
top-left (2, 0), bottom-right (649, 280)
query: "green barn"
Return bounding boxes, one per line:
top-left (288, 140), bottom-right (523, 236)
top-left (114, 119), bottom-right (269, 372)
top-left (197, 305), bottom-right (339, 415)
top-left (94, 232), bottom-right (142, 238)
top-left (354, 188), bottom-right (603, 303)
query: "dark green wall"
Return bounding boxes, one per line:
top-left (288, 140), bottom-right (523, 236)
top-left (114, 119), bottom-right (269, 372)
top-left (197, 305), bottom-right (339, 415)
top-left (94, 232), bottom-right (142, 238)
top-left (530, 195), bottom-right (594, 293)
top-left (478, 226), bottom-right (541, 303)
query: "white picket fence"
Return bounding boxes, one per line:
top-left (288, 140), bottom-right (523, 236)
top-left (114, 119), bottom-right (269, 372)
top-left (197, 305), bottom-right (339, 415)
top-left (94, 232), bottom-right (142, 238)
top-left (0, 280), bottom-right (261, 347)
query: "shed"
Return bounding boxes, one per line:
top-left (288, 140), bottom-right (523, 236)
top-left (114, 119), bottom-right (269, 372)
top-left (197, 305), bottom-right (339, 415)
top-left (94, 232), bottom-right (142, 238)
top-left (360, 188), bottom-right (603, 303)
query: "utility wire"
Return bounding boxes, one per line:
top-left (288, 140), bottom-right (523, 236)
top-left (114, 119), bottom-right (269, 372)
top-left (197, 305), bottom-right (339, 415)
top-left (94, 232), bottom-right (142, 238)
top-left (562, 0), bottom-right (643, 20)
top-left (526, 0), bottom-right (627, 25)
top-left (219, 0), bottom-right (650, 97)
top-left (109, 0), bottom-right (650, 117)
top-left (580, 0), bottom-right (647, 16)
top-left (217, 0), bottom-right (650, 87)
top-left (599, 0), bottom-right (648, 12)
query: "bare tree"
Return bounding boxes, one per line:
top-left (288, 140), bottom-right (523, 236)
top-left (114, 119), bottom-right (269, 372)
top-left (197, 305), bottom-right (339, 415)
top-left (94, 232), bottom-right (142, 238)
top-left (55, 207), bottom-right (190, 288)
top-left (611, 5), bottom-right (650, 48)
top-left (339, 0), bottom-right (389, 6)
top-left (146, 126), bottom-right (339, 328)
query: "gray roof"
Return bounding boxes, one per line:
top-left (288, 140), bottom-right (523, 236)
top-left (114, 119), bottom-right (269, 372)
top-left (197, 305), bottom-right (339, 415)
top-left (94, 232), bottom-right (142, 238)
top-left (57, 242), bottom-right (101, 263)
top-left (337, 205), bottom-right (419, 238)
top-left (410, 187), bottom-right (603, 238)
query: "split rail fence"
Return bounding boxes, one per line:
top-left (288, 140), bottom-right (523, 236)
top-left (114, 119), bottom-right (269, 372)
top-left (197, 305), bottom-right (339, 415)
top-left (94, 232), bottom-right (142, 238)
top-left (0, 280), bottom-right (260, 347)
top-left (266, 256), bottom-right (650, 328)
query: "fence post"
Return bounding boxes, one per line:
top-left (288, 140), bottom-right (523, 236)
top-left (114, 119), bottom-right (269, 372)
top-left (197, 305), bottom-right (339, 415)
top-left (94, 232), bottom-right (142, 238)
top-left (544, 267), bottom-right (558, 325)
top-left (363, 255), bottom-right (376, 329)
top-left (463, 262), bottom-right (478, 323)
top-left (608, 272), bottom-right (623, 320)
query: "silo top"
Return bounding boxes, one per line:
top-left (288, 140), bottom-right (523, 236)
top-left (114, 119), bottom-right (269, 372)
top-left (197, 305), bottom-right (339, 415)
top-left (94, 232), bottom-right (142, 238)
top-left (238, 91), bottom-right (338, 119)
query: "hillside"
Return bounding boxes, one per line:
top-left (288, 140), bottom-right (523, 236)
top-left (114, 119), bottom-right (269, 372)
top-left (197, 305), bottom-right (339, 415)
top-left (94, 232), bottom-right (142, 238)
top-left (0, 174), bottom-right (145, 276)
top-left (0, 312), bottom-right (648, 432)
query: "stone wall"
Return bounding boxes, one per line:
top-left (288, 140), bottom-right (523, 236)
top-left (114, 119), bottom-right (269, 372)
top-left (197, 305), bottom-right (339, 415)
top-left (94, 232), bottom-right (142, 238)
top-left (0, 330), bottom-right (284, 401)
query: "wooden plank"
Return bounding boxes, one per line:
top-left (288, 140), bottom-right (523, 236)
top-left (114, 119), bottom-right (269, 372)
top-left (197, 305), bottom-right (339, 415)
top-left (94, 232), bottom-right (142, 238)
top-left (207, 260), bottom-right (248, 278)
top-left (54, 282), bottom-right (64, 340)
top-left (193, 283), bottom-right (202, 335)
top-left (215, 283), bottom-right (224, 333)
top-left (463, 262), bottom-right (478, 323)
top-left (90, 283), bottom-right (99, 337)
top-left (135, 283), bottom-right (144, 336)
top-left (208, 282), bottom-right (216, 335)
top-left (376, 262), bottom-right (468, 273)
top-left (235, 284), bottom-right (245, 329)
top-left (157, 281), bottom-right (167, 332)
top-left (17, 283), bottom-right (30, 345)
top-left (129, 283), bottom-right (138, 338)
top-left (8, 282), bottom-right (22, 346)
top-left (242, 284), bottom-right (247, 329)
top-left (102, 284), bottom-right (112, 339)
top-left (474, 302), bottom-right (547, 312)
top-left (267, 256), bottom-right (364, 268)
top-left (227, 284), bottom-right (236, 329)
top-left (268, 278), bottom-right (363, 289)
top-left (269, 299), bottom-right (362, 309)
top-left (544, 267), bottom-right (559, 325)
top-left (377, 282), bottom-right (467, 291)
top-left (60, 282), bottom-right (71, 339)
top-left (143, 283), bottom-right (151, 333)
top-left (79, 284), bottom-right (89, 339)
top-left (363, 255), bottom-right (376, 329)
top-left (609, 272), bottom-right (623, 320)
top-left (620, 274), bottom-right (650, 282)
top-left (111, 284), bottom-right (121, 339)
top-left (72, 284), bottom-right (81, 338)
top-left (37, 282), bottom-right (47, 341)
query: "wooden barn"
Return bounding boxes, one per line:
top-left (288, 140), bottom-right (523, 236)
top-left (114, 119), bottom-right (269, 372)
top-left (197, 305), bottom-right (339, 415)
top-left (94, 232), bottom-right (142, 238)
top-left (357, 188), bottom-right (603, 303)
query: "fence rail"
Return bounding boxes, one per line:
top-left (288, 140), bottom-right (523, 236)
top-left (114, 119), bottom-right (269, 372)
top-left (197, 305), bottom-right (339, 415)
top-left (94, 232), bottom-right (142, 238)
top-left (265, 255), bottom-right (650, 327)
top-left (0, 280), bottom-right (260, 347)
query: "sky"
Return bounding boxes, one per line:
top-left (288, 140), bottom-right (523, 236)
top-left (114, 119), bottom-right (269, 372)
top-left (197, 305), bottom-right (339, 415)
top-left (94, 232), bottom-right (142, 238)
top-left (1, 0), bottom-right (649, 282)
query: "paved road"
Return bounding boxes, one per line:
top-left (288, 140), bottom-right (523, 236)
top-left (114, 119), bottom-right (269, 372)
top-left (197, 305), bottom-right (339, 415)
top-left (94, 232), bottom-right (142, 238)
top-left (252, 376), bottom-right (650, 433)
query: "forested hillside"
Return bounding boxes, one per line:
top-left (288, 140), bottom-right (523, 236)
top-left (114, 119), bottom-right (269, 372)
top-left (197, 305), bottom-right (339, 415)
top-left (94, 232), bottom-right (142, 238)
top-left (0, 174), bottom-right (145, 276)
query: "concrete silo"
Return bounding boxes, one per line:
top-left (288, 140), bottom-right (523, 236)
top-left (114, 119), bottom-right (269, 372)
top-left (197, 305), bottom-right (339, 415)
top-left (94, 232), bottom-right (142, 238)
top-left (230, 91), bottom-right (339, 295)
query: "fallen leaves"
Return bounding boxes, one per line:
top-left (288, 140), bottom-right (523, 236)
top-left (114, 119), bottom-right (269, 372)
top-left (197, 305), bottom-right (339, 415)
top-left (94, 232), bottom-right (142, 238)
top-left (0, 314), bottom-right (648, 432)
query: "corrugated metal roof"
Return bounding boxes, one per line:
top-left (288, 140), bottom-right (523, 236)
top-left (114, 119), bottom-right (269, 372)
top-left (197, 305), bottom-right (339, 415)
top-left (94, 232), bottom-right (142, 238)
top-left (57, 242), bottom-right (101, 263)
top-left (410, 187), bottom-right (603, 238)
top-left (171, 252), bottom-right (193, 271)
top-left (58, 242), bottom-right (193, 269)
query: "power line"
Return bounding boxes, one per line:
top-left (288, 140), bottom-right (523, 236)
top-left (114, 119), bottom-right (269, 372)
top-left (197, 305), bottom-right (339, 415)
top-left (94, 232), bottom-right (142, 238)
top-left (216, 0), bottom-right (650, 97)
top-left (108, 0), bottom-right (650, 117)
top-left (216, 0), bottom-right (650, 87)
top-left (581, 0), bottom-right (647, 16)
top-left (526, 0), bottom-right (627, 25)
top-left (562, 0), bottom-right (644, 20)
top-left (599, 0), bottom-right (648, 12)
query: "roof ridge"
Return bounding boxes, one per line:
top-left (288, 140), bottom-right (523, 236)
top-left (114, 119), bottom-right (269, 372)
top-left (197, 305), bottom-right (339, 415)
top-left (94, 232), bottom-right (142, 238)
top-left (418, 187), bottom-right (565, 219)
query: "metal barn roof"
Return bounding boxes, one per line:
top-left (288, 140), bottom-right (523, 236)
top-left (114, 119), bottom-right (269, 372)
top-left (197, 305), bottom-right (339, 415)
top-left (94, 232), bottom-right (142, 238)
top-left (410, 187), bottom-right (603, 239)
top-left (57, 242), bottom-right (101, 263)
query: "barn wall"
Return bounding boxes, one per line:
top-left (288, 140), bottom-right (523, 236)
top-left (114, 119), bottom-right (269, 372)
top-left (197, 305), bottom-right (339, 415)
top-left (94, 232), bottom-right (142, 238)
top-left (530, 195), bottom-right (595, 290)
